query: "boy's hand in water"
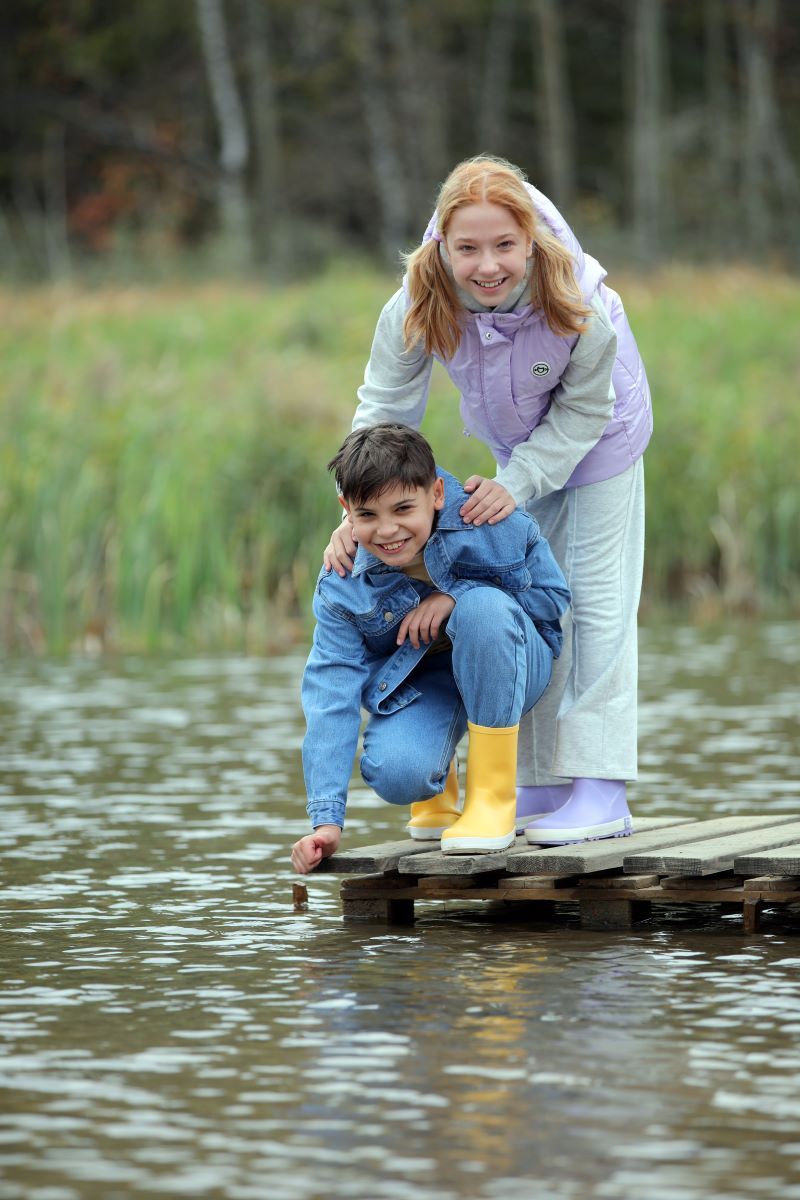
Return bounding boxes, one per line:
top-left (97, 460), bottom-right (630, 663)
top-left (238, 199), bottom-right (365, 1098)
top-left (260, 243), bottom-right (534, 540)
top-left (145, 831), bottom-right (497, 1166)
top-left (460, 476), bottom-right (516, 525)
top-left (323, 513), bottom-right (357, 576)
top-left (291, 825), bottom-right (341, 874)
top-left (396, 592), bottom-right (455, 649)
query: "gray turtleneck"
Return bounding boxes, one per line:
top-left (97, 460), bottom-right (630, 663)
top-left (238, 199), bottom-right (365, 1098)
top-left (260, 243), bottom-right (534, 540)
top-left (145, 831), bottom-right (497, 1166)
top-left (353, 269), bottom-right (617, 505)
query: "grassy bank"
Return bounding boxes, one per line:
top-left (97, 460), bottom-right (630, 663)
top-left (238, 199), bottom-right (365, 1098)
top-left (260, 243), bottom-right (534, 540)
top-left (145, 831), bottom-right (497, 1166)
top-left (1, 265), bottom-right (798, 653)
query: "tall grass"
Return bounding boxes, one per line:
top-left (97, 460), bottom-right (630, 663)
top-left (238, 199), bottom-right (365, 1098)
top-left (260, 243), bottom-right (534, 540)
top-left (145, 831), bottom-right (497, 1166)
top-left (1, 265), bottom-right (798, 652)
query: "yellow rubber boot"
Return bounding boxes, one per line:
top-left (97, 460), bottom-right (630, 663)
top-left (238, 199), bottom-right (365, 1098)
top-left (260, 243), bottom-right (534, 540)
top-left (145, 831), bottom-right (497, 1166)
top-left (405, 759), bottom-right (460, 841)
top-left (441, 722), bottom-right (518, 855)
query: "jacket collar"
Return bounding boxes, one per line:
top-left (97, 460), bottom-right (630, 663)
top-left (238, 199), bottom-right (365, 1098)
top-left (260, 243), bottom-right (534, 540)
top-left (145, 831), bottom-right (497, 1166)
top-left (351, 467), bottom-right (473, 578)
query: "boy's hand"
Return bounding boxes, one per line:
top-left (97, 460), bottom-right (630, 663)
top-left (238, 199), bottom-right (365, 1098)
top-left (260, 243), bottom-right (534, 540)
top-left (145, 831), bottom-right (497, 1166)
top-left (323, 514), bottom-right (358, 577)
top-left (291, 825), bottom-right (342, 874)
top-left (460, 477), bottom-right (516, 525)
top-left (397, 592), bottom-right (455, 649)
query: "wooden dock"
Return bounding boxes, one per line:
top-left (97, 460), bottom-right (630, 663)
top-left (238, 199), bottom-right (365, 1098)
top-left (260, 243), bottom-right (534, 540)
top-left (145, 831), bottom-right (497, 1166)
top-left (316, 815), bottom-right (800, 932)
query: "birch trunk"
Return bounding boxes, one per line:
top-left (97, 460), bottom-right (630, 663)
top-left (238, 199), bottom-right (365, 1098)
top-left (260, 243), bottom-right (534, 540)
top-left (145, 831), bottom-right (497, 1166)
top-left (532, 0), bottom-right (575, 209)
top-left (350, 0), bottom-right (409, 262)
top-left (195, 0), bottom-right (252, 266)
top-left (477, 0), bottom-right (516, 154)
top-left (243, 0), bottom-right (282, 261)
top-left (630, 0), bottom-right (664, 261)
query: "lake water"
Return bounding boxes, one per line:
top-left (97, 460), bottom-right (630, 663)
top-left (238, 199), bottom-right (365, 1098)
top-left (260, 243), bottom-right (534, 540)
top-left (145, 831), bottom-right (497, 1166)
top-left (1, 622), bottom-right (799, 1200)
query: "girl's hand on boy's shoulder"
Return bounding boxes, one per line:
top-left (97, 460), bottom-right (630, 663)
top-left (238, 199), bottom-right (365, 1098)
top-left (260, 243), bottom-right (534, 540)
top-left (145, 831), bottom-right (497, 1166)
top-left (323, 514), bottom-right (358, 576)
top-left (291, 826), bottom-right (341, 873)
top-left (397, 592), bottom-right (455, 649)
top-left (460, 476), bottom-right (516, 526)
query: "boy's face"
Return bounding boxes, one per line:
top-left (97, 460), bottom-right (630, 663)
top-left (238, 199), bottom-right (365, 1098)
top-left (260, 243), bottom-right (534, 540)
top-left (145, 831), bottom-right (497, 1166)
top-left (341, 478), bottom-right (445, 568)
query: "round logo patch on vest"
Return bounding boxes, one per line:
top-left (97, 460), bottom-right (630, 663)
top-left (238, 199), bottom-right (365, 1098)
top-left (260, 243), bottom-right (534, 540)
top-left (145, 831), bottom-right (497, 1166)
top-left (531, 362), bottom-right (550, 377)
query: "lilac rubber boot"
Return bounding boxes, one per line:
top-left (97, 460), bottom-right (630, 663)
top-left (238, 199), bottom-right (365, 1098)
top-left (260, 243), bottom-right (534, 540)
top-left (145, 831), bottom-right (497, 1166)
top-left (524, 778), bottom-right (634, 845)
top-left (515, 784), bottom-right (571, 834)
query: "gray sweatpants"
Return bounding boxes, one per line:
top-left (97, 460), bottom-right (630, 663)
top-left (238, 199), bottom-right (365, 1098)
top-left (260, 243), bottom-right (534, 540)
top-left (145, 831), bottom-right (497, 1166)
top-left (519, 458), bottom-right (645, 783)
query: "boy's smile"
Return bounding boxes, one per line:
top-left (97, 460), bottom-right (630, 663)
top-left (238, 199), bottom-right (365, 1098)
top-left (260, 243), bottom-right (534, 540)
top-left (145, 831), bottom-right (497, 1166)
top-left (342, 478), bottom-right (445, 569)
top-left (445, 201), bottom-right (532, 308)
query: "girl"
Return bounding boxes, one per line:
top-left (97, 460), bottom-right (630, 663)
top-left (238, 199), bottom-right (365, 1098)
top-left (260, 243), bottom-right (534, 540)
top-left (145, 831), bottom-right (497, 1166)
top-left (324, 156), bottom-right (652, 844)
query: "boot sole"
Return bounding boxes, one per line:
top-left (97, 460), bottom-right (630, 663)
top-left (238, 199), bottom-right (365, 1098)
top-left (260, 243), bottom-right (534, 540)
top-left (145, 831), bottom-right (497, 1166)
top-left (441, 830), bottom-right (516, 855)
top-left (407, 825), bottom-right (450, 841)
top-left (525, 818), bottom-right (634, 845)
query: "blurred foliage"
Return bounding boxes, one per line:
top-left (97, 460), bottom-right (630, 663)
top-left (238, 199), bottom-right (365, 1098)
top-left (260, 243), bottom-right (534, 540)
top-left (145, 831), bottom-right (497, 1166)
top-left (0, 266), bottom-right (798, 654)
top-left (1, 0), bottom-right (799, 274)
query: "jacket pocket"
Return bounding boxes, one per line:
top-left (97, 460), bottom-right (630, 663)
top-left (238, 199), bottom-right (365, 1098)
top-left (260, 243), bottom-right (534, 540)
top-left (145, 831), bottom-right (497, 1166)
top-left (354, 598), bottom-right (416, 637)
top-left (449, 559), bottom-right (532, 592)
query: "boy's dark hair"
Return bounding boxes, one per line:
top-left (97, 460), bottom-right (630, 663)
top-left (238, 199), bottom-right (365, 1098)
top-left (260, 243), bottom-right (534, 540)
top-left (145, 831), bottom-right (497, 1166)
top-left (327, 423), bottom-right (437, 507)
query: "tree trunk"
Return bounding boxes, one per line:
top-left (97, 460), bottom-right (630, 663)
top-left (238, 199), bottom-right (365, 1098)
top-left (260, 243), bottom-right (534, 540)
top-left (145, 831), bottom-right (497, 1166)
top-left (385, 0), bottom-right (446, 229)
top-left (43, 122), bottom-right (71, 278)
top-left (243, 0), bottom-right (282, 262)
top-left (477, 0), bottom-right (516, 155)
top-left (704, 0), bottom-right (735, 249)
top-left (350, 0), bottom-right (409, 262)
top-left (195, 0), bottom-right (252, 267)
top-left (532, 0), bottom-right (575, 209)
top-left (630, 0), bottom-right (664, 261)
top-left (734, 0), bottom-right (799, 256)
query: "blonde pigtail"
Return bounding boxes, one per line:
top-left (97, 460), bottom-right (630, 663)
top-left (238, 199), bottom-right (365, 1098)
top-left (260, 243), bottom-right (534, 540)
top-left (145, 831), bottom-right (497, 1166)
top-left (530, 225), bottom-right (592, 337)
top-left (403, 240), bottom-right (464, 360)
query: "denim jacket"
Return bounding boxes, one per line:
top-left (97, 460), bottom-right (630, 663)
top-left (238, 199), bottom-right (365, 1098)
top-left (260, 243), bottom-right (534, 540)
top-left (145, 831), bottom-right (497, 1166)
top-left (301, 468), bottom-right (571, 829)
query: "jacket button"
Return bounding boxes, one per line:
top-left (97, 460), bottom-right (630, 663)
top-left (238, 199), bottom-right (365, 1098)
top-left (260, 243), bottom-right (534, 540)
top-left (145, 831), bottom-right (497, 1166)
top-left (384, 611), bottom-right (393, 621)
top-left (493, 576), bottom-right (501, 584)
top-left (378, 681), bottom-right (388, 691)
top-left (485, 331), bottom-right (492, 340)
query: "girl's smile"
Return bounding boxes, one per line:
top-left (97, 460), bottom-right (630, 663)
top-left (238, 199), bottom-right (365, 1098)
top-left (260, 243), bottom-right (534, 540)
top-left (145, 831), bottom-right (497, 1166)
top-left (445, 201), bottom-right (532, 307)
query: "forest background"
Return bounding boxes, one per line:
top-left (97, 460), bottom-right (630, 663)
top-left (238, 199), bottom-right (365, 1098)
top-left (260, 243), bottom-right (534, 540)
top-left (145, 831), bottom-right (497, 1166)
top-left (1, 0), bottom-right (799, 653)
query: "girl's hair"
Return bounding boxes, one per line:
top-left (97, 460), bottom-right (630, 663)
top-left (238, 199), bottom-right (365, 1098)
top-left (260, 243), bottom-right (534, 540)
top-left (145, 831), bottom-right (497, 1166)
top-left (403, 156), bottom-right (591, 359)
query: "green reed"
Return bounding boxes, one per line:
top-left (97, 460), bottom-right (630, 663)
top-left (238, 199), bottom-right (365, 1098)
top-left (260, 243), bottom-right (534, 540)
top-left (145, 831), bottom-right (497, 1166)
top-left (1, 265), bottom-right (798, 652)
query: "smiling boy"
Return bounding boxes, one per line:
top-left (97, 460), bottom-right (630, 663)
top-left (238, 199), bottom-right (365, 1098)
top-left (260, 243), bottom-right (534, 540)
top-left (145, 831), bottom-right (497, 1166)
top-left (291, 423), bottom-right (570, 874)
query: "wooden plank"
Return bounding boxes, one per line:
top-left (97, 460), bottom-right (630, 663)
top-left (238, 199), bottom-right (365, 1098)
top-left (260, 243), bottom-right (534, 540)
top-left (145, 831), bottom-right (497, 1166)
top-left (505, 816), bottom-right (710, 876)
top-left (503, 874), bottom-right (578, 890)
top-left (330, 817), bottom-right (693, 878)
top-left (317, 838), bottom-right (435, 874)
top-left (576, 873), bottom-right (660, 891)
top-left (441, 820), bottom-right (695, 878)
top-left (660, 873), bottom-right (738, 890)
top-left (417, 875), bottom-right (496, 894)
top-left (626, 818), bottom-right (800, 877)
top-left (397, 844), bottom-right (518, 876)
top-left (341, 872), bottom-right (416, 893)
top-left (734, 844), bottom-right (800, 876)
top-left (742, 874), bottom-right (800, 893)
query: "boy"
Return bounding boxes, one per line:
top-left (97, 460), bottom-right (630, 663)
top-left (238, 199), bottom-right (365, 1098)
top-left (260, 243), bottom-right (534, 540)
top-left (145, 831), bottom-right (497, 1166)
top-left (291, 423), bottom-right (570, 874)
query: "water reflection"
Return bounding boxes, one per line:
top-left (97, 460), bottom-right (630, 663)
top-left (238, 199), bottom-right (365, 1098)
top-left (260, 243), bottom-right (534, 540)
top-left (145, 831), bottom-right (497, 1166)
top-left (0, 623), bottom-right (799, 1199)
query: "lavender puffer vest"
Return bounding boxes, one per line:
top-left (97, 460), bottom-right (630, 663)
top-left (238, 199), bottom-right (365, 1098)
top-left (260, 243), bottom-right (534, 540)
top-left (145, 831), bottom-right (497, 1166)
top-left (420, 184), bottom-right (652, 488)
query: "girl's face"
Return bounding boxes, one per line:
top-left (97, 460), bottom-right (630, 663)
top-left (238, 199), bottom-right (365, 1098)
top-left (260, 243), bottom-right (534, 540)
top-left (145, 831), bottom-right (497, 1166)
top-left (444, 202), bottom-right (532, 307)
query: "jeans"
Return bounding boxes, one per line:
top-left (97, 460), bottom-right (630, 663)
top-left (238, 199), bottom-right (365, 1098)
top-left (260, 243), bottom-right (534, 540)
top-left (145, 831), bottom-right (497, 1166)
top-left (360, 587), bottom-right (553, 806)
